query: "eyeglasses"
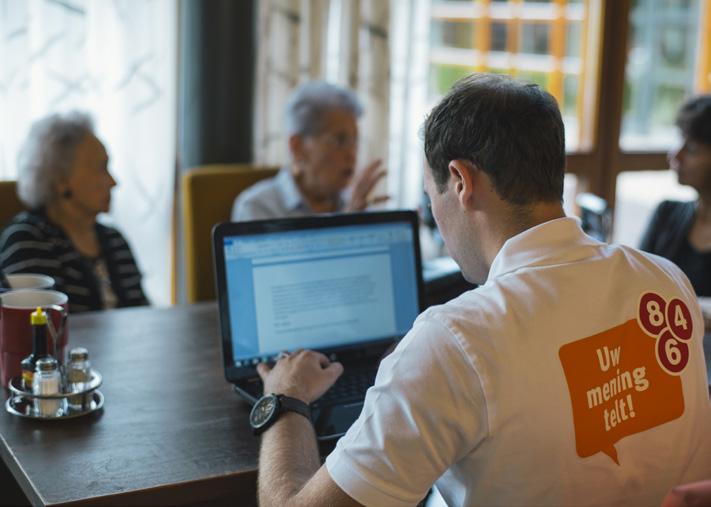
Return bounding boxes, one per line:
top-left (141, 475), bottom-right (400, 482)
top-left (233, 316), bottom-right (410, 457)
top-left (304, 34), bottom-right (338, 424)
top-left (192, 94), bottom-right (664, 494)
top-left (314, 132), bottom-right (359, 150)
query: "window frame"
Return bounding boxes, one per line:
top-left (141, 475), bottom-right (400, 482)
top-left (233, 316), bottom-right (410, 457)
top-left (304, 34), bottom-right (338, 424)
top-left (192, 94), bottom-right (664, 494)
top-left (428, 0), bottom-right (711, 217)
top-left (572, 0), bottom-right (710, 212)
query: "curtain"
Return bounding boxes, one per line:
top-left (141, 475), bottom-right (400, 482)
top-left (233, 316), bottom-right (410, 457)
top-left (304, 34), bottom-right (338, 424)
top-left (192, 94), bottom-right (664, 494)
top-left (254, 0), bottom-right (392, 200)
top-left (0, 0), bottom-right (177, 305)
top-left (388, 0), bottom-right (431, 208)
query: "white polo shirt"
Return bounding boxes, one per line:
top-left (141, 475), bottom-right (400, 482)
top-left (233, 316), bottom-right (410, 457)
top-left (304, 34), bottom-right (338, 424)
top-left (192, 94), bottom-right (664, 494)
top-left (231, 168), bottom-right (345, 221)
top-left (326, 217), bottom-right (711, 506)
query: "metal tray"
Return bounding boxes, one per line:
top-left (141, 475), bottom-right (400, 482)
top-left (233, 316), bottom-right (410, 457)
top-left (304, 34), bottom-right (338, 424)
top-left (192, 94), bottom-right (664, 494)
top-left (4, 370), bottom-right (104, 420)
top-left (6, 390), bottom-right (104, 420)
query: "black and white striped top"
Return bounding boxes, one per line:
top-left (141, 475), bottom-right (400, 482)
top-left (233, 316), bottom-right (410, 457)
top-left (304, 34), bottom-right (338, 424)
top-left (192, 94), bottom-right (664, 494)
top-left (0, 210), bottom-right (149, 313)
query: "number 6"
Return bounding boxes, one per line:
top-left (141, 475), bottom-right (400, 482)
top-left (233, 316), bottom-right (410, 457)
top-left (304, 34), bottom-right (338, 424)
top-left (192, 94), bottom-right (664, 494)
top-left (656, 329), bottom-right (689, 375)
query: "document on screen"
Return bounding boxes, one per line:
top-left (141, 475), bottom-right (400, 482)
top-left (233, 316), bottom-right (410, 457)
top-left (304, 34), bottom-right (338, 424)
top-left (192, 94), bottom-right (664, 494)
top-left (253, 253), bottom-right (397, 352)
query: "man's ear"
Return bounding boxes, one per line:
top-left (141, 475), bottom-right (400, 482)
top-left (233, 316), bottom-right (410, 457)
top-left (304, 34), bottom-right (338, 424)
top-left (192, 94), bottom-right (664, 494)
top-left (448, 159), bottom-right (475, 208)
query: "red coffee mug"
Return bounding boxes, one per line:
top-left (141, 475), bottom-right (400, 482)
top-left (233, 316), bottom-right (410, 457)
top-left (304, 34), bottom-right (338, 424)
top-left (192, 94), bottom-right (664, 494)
top-left (0, 290), bottom-right (69, 389)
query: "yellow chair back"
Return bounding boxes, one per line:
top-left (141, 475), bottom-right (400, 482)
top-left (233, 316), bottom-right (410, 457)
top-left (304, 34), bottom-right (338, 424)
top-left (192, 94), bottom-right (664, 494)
top-left (181, 164), bottom-right (279, 303)
top-left (0, 181), bottom-right (25, 229)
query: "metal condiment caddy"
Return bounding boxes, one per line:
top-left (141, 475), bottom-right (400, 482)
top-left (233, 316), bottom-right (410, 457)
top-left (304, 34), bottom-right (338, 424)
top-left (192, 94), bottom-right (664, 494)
top-left (4, 307), bottom-right (104, 420)
top-left (5, 368), bottom-right (104, 420)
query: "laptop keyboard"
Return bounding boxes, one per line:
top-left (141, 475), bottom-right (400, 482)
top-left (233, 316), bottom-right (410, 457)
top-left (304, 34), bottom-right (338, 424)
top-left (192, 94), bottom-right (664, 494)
top-left (247, 365), bottom-right (377, 408)
top-left (313, 367), bottom-right (377, 408)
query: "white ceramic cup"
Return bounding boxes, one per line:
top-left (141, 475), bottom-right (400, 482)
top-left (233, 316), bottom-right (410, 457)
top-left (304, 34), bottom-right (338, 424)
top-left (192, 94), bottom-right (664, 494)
top-left (6, 273), bottom-right (54, 290)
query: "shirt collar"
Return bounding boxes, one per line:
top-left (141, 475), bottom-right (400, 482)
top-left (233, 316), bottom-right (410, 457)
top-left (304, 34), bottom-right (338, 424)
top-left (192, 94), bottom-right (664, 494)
top-left (487, 216), bottom-right (600, 281)
top-left (275, 167), bottom-right (346, 213)
top-left (275, 168), bottom-right (308, 212)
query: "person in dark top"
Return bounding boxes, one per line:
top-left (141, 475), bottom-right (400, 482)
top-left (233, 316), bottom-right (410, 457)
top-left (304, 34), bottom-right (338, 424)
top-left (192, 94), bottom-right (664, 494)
top-left (640, 95), bottom-right (711, 296)
top-left (0, 112), bottom-right (148, 313)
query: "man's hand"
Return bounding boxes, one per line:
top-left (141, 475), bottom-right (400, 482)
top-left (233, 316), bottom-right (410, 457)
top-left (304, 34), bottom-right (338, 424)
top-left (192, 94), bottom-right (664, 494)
top-left (347, 159), bottom-right (388, 212)
top-left (257, 350), bottom-right (344, 404)
top-left (256, 351), bottom-right (360, 507)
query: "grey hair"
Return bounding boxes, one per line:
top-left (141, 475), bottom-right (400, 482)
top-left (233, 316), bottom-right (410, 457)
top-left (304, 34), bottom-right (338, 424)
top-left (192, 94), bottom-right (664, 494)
top-left (285, 81), bottom-right (363, 137)
top-left (17, 111), bottom-right (95, 209)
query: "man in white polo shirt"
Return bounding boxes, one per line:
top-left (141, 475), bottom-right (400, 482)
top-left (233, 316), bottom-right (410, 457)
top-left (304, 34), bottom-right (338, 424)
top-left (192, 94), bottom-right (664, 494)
top-left (250, 74), bottom-right (711, 506)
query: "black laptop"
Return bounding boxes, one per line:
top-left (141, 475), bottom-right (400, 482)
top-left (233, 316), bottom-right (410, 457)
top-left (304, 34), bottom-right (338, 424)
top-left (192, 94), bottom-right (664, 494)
top-left (213, 210), bottom-right (424, 440)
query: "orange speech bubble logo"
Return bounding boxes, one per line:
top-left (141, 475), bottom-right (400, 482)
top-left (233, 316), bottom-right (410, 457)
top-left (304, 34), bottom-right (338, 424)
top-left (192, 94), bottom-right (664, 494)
top-left (559, 292), bottom-right (691, 464)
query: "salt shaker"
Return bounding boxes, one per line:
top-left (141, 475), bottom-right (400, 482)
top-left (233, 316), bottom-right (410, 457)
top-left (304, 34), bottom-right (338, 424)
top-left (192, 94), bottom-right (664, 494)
top-left (33, 357), bottom-right (63, 417)
top-left (66, 347), bottom-right (91, 411)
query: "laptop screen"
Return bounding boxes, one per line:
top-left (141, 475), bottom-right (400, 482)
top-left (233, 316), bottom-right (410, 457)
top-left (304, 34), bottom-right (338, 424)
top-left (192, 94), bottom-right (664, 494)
top-left (219, 217), bottom-right (421, 368)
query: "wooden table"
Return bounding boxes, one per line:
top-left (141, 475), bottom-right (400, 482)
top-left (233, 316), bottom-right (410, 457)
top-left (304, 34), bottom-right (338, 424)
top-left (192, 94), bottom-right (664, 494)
top-left (0, 303), bottom-right (259, 506)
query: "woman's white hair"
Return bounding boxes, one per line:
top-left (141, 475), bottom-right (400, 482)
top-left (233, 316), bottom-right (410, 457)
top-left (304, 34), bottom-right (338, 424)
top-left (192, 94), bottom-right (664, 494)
top-left (285, 81), bottom-right (363, 137)
top-left (17, 111), bottom-right (95, 209)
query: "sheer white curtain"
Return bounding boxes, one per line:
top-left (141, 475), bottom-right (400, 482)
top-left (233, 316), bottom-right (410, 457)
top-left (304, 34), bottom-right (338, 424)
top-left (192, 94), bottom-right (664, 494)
top-left (388, 0), bottom-right (431, 208)
top-left (0, 0), bottom-right (177, 305)
top-left (254, 0), bottom-right (329, 165)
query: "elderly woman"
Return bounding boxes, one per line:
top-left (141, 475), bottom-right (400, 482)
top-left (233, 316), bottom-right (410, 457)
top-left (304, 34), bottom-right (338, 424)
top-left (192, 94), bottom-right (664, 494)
top-left (0, 112), bottom-right (148, 313)
top-left (231, 81), bottom-right (386, 220)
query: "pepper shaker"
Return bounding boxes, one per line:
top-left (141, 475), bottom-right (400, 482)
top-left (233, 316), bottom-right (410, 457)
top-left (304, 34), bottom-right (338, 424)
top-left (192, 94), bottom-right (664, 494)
top-left (66, 347), bottom-right (91, 411)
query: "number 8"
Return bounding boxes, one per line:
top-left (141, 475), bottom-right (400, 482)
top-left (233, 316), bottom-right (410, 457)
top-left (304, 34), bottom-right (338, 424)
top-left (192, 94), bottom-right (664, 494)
top-left (638, 292), bottom-right (667, 336)
top-left (647, 300), bottom-right (665, 326)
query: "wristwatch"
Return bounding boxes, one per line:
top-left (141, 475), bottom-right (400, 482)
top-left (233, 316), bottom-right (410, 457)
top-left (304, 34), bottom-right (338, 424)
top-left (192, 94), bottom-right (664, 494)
top-left (249, 393), bottom-right (311, 436)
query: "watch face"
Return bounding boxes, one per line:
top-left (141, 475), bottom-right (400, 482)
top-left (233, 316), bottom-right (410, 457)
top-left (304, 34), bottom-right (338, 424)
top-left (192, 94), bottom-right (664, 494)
top-left (250, 394), bottom-right (278, 429)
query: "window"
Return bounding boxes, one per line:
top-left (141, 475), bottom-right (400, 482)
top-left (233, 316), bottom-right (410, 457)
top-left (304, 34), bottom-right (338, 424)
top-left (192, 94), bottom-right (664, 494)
top-left (428, 0), bottom-right (594, 151)
top-left (422, 0), bottom-right (711, 242)
top-left (614, 0), bottom-right (711, 246)
top-left (621, 0), bottom-right (702, 150)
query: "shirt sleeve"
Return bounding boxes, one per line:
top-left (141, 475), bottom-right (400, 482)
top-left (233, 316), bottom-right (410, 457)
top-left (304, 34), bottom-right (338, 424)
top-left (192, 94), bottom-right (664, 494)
top-left (0, 222), bottom-right (59, 275)
top-left (325, 316), bottom-right (488, 507)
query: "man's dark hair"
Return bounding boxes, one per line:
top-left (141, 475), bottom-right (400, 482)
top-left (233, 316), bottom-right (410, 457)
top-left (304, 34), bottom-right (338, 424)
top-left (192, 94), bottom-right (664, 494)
top-left (676, 95), bottom-right (711, 146)
top-left (424, 73), bottom-right (565, 205)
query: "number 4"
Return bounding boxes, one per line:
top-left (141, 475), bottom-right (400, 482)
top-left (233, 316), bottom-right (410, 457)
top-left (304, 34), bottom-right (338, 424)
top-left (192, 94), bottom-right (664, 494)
top-left (667, 298), bottom-right (693, 342)
top-left (674, 304), bottom-right (688, 330)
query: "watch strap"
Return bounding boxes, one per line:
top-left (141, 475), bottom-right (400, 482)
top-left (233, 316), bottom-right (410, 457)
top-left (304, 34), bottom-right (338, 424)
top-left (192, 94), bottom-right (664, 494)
top-left (252, 394), bottom-right (311, 436)
top-left (277, 395), bottom-right (311, 422)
